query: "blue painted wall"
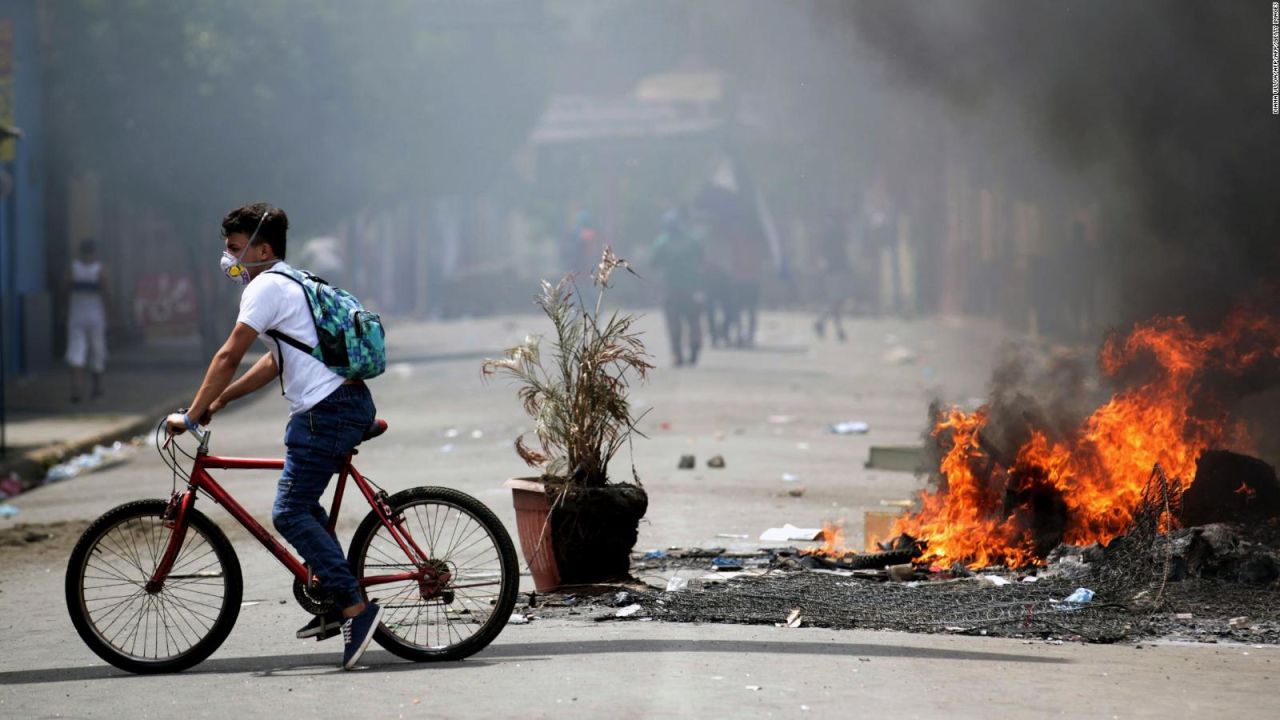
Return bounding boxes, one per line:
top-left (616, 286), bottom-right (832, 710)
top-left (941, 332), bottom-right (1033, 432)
top-left (0, 0), bottom-right (44, 375)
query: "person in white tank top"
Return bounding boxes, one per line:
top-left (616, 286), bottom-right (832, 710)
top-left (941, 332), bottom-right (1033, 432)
top-left (64, 238), bottom-right (112, 402)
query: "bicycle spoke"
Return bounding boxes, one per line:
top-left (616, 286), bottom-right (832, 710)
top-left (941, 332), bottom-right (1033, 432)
top-left (358, 496), bottom-right (513, 654)
top-left (79, 511), bottom-right (229, 662)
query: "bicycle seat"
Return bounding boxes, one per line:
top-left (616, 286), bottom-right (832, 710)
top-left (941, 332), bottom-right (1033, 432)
top-left (362, 419), bottom-right (388, 442)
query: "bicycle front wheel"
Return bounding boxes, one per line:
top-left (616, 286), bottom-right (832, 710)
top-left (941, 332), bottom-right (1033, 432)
top-left (350, 486), bottom-right (519, 662)
top-left (65, 499), bottom-right (243, 674)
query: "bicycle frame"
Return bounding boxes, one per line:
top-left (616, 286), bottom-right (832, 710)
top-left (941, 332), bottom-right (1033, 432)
top-left (147, 432), bottom-right (443, 598)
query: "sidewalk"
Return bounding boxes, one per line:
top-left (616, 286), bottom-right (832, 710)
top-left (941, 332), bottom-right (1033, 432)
top-left (0, 312), bottom-right (483, 494)
top-left (1, 337), bottom-right (210, 489)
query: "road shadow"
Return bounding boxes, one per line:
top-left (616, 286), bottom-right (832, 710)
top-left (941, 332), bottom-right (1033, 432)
top-left (0, 649), bottom-right (503, 684)
top-left (479, 638), bottom-right (1070, 665)
top-left (0, 637), bottom-right (1065, 685)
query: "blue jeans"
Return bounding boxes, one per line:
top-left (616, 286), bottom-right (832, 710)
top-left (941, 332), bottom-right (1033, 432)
top-left (272, 383), bottom-right (376, 609)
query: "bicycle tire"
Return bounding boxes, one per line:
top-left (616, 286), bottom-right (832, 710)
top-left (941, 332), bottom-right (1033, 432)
top-left (349, 486), bottom-right (519, 662)
top-left (66, 499), bottom-right (243, 674)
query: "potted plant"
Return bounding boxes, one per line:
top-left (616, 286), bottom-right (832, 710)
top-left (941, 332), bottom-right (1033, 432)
top-left (483, 248), bottom-right (652, 591)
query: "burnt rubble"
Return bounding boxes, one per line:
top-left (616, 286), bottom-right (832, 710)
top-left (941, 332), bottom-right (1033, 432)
top-left (615, 520), bottom-right (1280, 645)
top-left (1182, 451), bottom-right (1280, 527)
top-left (613, 463), bottom-right (1280, 645)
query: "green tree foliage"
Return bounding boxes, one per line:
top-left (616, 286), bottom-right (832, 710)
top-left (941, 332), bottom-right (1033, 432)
top-left (44, 0), bottom-right (555, 229)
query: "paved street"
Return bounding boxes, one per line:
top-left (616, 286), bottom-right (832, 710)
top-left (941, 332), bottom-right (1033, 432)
top-left (1, 312), bottom-right (1274, 719)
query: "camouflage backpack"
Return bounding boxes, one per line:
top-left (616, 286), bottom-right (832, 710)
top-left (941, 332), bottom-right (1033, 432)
top-left (265, 265), bottom-right (386, 382)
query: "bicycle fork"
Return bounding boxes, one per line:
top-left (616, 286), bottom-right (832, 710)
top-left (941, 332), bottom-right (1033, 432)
top-left (145, 490), bottom-right (196, 593)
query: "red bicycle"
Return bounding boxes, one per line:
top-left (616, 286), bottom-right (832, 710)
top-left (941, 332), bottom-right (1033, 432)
top-left (65, 419), bottom-right (519, 674)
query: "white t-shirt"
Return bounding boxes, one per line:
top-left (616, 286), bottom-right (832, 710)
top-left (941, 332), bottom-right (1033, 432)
top-left (236, 262), bottom-right (345, 415)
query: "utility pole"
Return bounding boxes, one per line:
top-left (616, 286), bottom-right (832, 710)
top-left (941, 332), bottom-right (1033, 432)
top-left (0, 123), bottom-right (22, 459)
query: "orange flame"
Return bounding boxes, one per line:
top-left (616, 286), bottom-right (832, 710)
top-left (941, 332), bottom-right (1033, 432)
top-left (895, 310), bottom-right (1279, 568)
top-left (817, 521), bottom-right (845, 555)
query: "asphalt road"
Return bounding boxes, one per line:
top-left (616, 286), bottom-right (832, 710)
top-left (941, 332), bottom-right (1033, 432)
top-left (1, 312), bottom-right (1274, 719)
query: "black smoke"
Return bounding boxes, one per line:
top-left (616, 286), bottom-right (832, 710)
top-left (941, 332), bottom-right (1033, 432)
top-left (833, 0), bottom-right (1279, 323)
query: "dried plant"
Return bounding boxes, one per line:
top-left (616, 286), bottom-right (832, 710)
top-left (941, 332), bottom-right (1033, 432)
top-left (483, 247), bottom-right (653, 487)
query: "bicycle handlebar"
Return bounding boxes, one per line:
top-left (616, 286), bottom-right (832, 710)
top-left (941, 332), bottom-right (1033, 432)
top-left (164, 411), bottom-right (212, 453)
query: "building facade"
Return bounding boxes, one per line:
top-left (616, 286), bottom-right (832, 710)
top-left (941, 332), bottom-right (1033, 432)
top-left (0, 0), bottom-right (46, 376)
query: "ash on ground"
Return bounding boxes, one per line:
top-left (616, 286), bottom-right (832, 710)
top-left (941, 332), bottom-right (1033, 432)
top-left (626, 528), bottom-right (1280, 645)
top-left (617, 469), bottom-right (1280, 645)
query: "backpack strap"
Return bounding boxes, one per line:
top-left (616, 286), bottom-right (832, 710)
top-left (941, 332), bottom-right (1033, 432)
top-left (262, 267), bottom-right (320, 395)
top-left (266, 328), bottom-right (314, 355)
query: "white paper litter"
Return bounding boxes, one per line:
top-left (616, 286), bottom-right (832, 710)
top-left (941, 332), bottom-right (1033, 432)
top-left (616, 604), bottom-right (644, 617)
top-left (759, 524), bottom-right (824, 542)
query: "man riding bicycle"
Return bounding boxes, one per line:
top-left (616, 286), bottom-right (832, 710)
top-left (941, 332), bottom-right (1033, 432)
top-left (165, 202), bottom-right (381, 670)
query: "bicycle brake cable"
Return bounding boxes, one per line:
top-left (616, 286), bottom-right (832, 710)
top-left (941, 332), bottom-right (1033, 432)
top-left (154, 418), bottom-right (192, 490)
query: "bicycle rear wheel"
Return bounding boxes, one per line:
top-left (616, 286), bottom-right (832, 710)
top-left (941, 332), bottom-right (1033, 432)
top-left (349, 486), bottom-right (519, 662)
top-left (65, 499), bottom-right (242, 674)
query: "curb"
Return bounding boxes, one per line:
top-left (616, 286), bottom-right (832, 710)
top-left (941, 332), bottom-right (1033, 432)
top-left (1, 392), bottom-right (192, 492)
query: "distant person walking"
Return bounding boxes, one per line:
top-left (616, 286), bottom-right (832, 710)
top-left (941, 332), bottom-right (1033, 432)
top-left (562, 209), bottom-right (599, 278)
top-left (696, 160), bottom-right (772, 349)
top-left (650, 209), bottom-right (704, 367)
top-left (813, 213), bottom-right (855, 342)
top-left (64, 238), bottom-right (111, 402)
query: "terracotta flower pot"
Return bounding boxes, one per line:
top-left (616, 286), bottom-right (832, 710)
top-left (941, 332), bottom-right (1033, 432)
top-left (504, 478), bottom-right (649, 591)
top-left (503, 478), bottom-right (561, 592)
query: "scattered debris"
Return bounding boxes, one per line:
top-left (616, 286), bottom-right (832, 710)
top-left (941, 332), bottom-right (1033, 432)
top-left (615, 604), bottom-right (644, 618)
top-left (678, 455), bottom-right (696, 470)
top-left (780, 473), bottom-right (800, 483)
top-left (785, 609), bottom-right (802, 628)
top-left (715, 534), bottom-right (749, 540)
top-left (883, 345), bottom-right (918, 365)
top-left (1183, 451), bottom-right (1280, 526)
top-left (879, 499), bottom-right (914, 508)
top-left (1063, 588), bottom-right (1095, 605)
top-left (44, 441), bottom-right (136, 483)
top-left (1166, 524), bottom-right (1280, 585)
top-left (509, 613), bottom-right (530, 625)
top-left (865, 445), bottom-right (925, 472)
top-left (707, 455), bottom-right (726, 469)
top-left (759, 525), bottom-right (823, 542)
top-left (0, 473), bottom-right (23, 499)
top-left (828, 421), bottom-right (870, 435)
top-left (786, 487), bottom-right (806, 498)
top-left (0, 504), bottom-right (19, 518)
top-left (711, 557), bottom-right (744, 572)
top-left (864, 511), bottom-right (904, 550)
top-left (983, 575), bottom-right (1011, 587)
top-left (801, 547), bottom-right (920, 571)
top-left (887, 564), bottom-right (915, 582)
top-left (665, 577), bottom-right (689, 592)
top-left (440, 444), bottom-right (456, 453)
top-left (767, 415), bottom-right (795, 425)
